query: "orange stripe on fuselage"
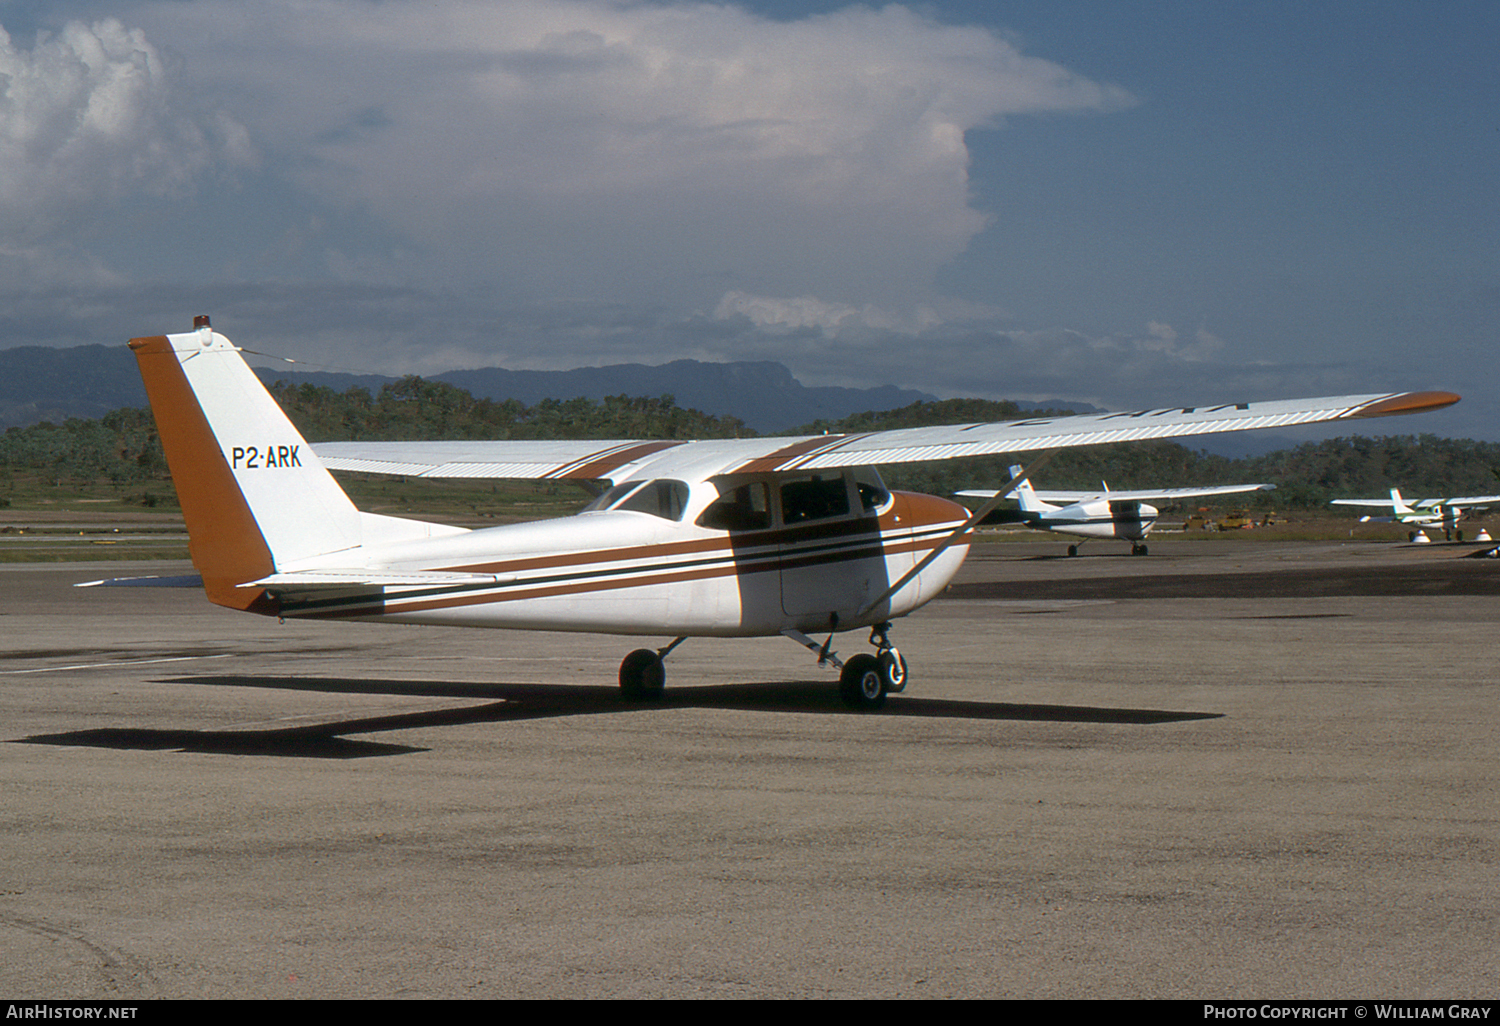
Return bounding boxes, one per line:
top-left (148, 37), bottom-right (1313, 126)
top-left (129, 336), bottom-right (275, 611)
top-left (294, 528), bottom-right (962, 620)
top-left (431, 492), bottom-right (959, 578)
top-left (289, 495), bottom-right (971, 619)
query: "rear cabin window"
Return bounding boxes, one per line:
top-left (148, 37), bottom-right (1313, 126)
top-left (696, 482), bottom-right (771, 532)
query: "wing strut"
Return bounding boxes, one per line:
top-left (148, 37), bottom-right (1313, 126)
top-left (858, 449), bottom-right (1060, 618)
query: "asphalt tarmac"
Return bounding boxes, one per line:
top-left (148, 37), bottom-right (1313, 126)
top-left (2, 538), bottom-right (1496, 999)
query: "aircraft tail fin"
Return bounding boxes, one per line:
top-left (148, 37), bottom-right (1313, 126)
top-left (1390, 488), bottom-right (1414, 514)
top-left (1007, 464), bottom-right (1048, 513)
top-left (130, 319), bottom-right (374, 610)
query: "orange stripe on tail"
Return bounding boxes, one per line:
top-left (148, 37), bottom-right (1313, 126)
top-left (129, 336), bottom-right (276, 612)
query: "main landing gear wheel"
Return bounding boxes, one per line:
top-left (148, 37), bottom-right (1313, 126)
top-left (839, 654), bottom-right (887, 710)
top-left (1132, 543), bottom-right (1149, 556)
top-left (619, 648), bottom-right (665, 701)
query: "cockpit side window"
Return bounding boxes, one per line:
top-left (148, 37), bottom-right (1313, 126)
top-left (696, 481), bottom-right (771, 532)
top-left (780, 472), bottom-right (851, 524)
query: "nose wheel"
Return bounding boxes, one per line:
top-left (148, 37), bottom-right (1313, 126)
top-left (781, 623), bottom-right (910, 710)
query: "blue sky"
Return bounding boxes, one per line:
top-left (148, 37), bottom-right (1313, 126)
top-left (1, 0), bottom-right (1494, 441)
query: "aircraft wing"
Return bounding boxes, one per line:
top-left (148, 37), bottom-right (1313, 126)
top-left (1331, 493), bottom-right (1500, 509)
top-left (960, 483), bottom-right (1274, 503)
top-left (313, 390), bottom-right (1457, 483)
top-left (1430, 494), bottom-right (1500, 507)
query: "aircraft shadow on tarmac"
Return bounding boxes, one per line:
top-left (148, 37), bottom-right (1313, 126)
top-left (14, 675), bottom-right (1220, 759)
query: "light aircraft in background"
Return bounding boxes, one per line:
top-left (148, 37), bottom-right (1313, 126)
top-left (83, 318), bottom-right (1458, 709)
top-left (1331, 488), bottom-right (1500, 541)
top-left (958, 467), bottom-right (1274, 556)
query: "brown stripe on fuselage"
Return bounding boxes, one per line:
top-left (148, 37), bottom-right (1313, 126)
top-left (438, 495), bottom-right (941, 577)
top-left (128, 336), bottom-right (275, 611)
top-left (290, 524), bottom-right (964, 620)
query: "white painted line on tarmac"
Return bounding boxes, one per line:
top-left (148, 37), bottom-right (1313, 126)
top-left (0, 653), bottom-right (233, 675)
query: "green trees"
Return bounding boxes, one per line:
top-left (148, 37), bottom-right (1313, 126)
top-left (2, 380), bottom-right (1496, 512)
top-left (262, 378), bottom-right (748, 443)
top-left (0, 412), bottom-right (159, 485)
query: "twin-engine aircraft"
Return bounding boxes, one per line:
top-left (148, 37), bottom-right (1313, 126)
top-left (96, 319), bottom-right (1457, 708)
top-left (1332, 488), bottom-right (1500, 541)
top-left (958, 467), bottom-right (1273, 556)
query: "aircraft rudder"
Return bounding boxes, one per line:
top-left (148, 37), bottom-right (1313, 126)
top-left (130, 328), bottom-right (277, 609)
top-left (130, 319), bottom-right (365, 608)
top-left (1007, 464), bottom-right (1044, 512)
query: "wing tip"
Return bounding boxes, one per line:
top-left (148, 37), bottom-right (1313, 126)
top-left (1351, 391), bottom-right (1460, 418)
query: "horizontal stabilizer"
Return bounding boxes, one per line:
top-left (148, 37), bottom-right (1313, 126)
top-left (249, 569), bottom-right (509, 589)
top-left (75, 574), bottom-right (205, 589)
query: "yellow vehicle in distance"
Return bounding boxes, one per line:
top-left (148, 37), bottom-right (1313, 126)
top-left (1218, 510), bottom-right (1255, 530)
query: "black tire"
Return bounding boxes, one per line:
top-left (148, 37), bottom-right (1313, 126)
top-left (1067, 545), bottom-right (1078, 557)
top-left (619, 648), bottom-right (665, 700)
top-left (839, 654), bottom-right (887, 710)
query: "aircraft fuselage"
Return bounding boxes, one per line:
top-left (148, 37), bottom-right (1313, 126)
top-left (1027, 499), bottom-right (1160, 541)
top-left (262, 488), bottom-right (971, 638)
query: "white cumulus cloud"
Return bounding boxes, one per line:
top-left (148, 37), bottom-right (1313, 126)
top-left (0, 18), bottom-right (245, 242)
top-left (117, 0), bottom-right (1134, 305)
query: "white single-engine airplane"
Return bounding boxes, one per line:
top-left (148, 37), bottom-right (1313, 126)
top-left (958, 466), bottom-right (1274, 556)
top-left (87, 318), bottom-right (1457, 709)
top-left (1331, 488), bottom-right (1500, 541)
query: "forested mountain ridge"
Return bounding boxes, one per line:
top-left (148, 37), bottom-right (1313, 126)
top-left (0, 344), bottom-right (941, 434)
top-left (3, 379), bottom-right (1497, 511)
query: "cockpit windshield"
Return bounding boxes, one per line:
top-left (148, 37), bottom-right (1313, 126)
top-left (582, 482), bottom-right (643, 513)
top-left (581, 480), bottom-right (690, 521)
